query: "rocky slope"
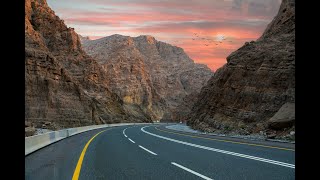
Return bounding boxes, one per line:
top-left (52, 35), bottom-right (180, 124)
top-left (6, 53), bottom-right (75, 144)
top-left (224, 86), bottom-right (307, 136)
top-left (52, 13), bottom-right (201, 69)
top-left (187, 0), bottom-right (295, 140)
top-left (82, 35), bottom-right (213, 121)
top-left (25, 0), bottom-right (151, 135)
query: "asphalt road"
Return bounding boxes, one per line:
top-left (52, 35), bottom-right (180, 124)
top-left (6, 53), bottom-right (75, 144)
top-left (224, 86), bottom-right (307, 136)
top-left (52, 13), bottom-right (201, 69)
top-left (25, 124), bottom-right (295, 180)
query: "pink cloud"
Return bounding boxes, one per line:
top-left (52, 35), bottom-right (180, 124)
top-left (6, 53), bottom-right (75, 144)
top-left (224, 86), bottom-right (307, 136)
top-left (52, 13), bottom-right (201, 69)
top-left (49, 0), bottom-right (280, 70)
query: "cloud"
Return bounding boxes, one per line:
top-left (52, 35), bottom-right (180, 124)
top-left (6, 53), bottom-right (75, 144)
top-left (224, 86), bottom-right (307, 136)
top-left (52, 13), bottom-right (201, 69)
top-left (47, 0), bottom-right (281, 70)
top-left (231, 0), bottom-right (281, 17)
top-left (131, 20), bottom-right (268, 35)
top-left (65, 17), bottom-right (117, 26)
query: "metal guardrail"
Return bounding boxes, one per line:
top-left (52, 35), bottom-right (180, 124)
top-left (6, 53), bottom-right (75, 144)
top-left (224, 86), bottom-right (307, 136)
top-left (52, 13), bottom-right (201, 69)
top-left (25, 123), bottom-right (154, 156)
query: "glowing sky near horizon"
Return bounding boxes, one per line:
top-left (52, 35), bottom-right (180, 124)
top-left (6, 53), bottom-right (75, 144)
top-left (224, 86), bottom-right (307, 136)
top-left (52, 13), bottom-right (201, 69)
top-left (48, 0), bottom-right (281, 71)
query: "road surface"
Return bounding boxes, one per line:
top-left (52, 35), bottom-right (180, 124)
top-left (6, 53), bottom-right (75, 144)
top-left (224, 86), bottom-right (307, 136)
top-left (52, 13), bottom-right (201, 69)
top-left (25, 124), bottom-right (295, 180)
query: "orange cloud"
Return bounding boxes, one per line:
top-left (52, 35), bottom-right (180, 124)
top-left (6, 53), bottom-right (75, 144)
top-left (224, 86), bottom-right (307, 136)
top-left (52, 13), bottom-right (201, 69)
top-left (49, 0), bottom-right (280, 71)
top-left (135, 26), bottom-right (261, 71)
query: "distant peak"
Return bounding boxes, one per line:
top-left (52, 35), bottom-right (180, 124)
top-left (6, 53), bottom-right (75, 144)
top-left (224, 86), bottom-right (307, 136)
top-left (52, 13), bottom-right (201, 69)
top-left (109, 34), bottom-right (128, 37)
top-left (78, 35), bottom-right (91, 43)
top-left (101, 34), bottom-right (131, 40)
top-left (136, 35), bottom-right (155, 38)
top-left (135, 35), bottom-right (156, 44)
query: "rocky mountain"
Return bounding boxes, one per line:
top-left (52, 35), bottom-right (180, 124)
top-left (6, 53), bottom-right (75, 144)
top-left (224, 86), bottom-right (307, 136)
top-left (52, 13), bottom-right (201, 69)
top-left (82, 35), bottom-right (213, 121)
top-left (187, 0), bottom-right (295, 140)
top-left (25, 0), bottom-right (151, 135)
top-left (79, 35), bottom-right (91, 44)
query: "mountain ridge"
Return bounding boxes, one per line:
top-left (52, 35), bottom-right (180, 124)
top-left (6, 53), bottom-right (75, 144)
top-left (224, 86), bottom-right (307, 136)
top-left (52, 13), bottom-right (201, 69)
top-left (81, 34), bottom-right (214, 121)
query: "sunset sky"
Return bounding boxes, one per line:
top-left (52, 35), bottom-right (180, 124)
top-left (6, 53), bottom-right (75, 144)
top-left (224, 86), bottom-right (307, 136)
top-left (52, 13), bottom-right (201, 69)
top-left (48, 0), bottom-right (281, 71)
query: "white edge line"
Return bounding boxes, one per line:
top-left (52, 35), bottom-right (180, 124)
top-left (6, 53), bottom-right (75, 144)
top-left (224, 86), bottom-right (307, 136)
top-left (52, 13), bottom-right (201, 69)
top-left (141, 126), bottom-right (295, 169)
top-left (128, 138), bottom-right (135, 143)
top-left (123, 128), bottom-right (127, 137)
top-left (171, 162), bottom-right (213, 180)
top-left (138, 145), bottom-right (157, 155)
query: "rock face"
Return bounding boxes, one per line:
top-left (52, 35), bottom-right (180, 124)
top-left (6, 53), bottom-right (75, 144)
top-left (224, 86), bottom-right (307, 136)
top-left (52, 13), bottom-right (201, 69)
top-left (82, 35), bottom-right (213, 121)
top-left (187, 0), bottom-right (295, 139)
top-left (25, 0), bottom-right (151, 131)
top-left (170, 92), bottom-right (200, 123)
top-left (79, 35), bottom-right (91, 44)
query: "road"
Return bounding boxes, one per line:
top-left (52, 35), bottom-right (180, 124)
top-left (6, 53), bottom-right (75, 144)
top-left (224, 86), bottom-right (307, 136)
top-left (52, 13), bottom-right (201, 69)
top-left (25, 124), bottom-right (295, 180)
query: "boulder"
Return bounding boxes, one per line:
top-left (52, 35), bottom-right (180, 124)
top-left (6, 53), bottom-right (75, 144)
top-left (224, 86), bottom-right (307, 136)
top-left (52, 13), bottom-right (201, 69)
top-left (25, 127), bottom-right (36, 137)
top-left (268, 102), bottom-right (295, 130)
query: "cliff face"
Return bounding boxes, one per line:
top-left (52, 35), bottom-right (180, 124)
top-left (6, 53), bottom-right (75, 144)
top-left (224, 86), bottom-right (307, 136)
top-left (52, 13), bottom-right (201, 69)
top-left (187, 0), bottom-right (295, 139)
top-left (82, 35), bottom-right (213, 121)
top-left (25, 0), bottom-right (151, 132)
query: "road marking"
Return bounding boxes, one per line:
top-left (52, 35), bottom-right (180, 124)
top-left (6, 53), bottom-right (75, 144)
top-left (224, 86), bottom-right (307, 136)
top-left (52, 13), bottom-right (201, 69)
top-left (138, 145), bottom-right (157, 155)
top-left (72, 129), bottom-right (110, 180)
top-left (155, 127), bottom-right (294, 151)
top-left (123, 128), bottom-right (127, 137)
top-left (142, 126), bottom-right (295, 169)
top-left (171, 162), bottom-right (213, 180)
top-left (128, 138), bottom-right (135, 143)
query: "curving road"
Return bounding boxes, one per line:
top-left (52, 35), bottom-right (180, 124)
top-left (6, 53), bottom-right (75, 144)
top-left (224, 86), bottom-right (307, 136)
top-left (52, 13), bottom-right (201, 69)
top-left (25, 124), bottom-right (295, 180)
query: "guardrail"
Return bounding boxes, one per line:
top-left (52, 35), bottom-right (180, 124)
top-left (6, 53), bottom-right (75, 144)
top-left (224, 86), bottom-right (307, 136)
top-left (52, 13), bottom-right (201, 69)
top-left (25, 123), bottom-right (155, 156)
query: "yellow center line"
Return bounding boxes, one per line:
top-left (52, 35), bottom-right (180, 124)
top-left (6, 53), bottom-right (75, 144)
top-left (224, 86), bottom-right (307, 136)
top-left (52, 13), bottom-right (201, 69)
top-left (72, 128), bottom-right (111, 180)
top-left (155, 127), bottom-right (295, 152)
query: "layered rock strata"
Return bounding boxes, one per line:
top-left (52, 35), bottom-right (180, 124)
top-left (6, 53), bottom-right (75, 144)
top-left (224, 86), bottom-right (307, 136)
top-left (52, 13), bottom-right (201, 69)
top-left (187, 0), bottom-right (295, 139)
